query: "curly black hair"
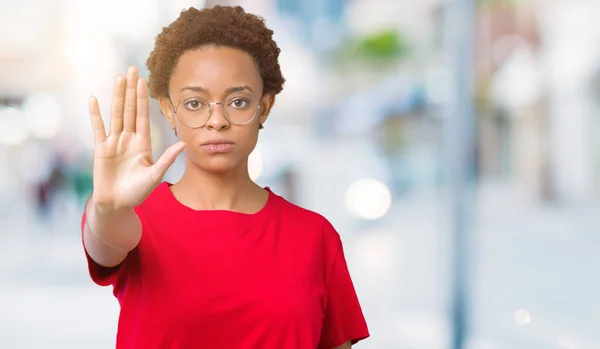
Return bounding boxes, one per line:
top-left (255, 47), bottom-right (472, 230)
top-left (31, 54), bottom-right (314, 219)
top-left (146, 6), bottom-right (285, 99)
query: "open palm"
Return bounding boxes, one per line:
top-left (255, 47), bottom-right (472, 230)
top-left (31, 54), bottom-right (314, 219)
top-left (89, 66), bottom-right (185, 210)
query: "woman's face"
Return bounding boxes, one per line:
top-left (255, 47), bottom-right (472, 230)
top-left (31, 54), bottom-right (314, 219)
top-left (159, 46), bottom-right (273, 174)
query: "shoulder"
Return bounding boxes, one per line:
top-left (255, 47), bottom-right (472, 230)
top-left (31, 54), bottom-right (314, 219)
top-left (271, 191), bottom-right (342, 248)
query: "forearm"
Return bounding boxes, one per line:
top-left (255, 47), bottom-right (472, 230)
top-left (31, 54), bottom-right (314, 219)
top-left (83, 194), bottom-right (142, 267)
top-left (332, 341), bottom-right (351, 349)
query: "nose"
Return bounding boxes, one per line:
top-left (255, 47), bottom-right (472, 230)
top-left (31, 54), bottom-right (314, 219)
top-left (205, 103), bottom-right (230, 130)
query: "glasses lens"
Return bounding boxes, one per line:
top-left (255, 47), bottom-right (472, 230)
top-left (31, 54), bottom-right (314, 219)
top-left (224, 93), bottom-right (258, 125)
top-left (176, 98), bottom-right (210, 128)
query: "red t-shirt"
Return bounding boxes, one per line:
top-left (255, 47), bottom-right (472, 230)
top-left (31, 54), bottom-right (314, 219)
top-left (82, 182), bottom-right (369, 349)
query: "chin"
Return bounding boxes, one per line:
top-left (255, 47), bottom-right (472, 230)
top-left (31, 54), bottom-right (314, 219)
top-left (192, 155), bottom-right (241, 174)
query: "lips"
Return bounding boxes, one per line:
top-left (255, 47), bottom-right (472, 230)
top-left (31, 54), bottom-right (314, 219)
top-left (201, 139), bottom-right (235, 153)
top-left (202, 138), bottom-right (234, 145)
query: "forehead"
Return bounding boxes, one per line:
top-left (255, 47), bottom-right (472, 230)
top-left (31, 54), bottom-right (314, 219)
top-left (169, 46), bottom-right (262, 96)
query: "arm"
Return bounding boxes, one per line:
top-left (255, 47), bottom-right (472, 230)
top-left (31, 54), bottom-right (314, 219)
top-left (83, 194), bottom-right (142, 267)
top-left (332, 341), bottom-right (351, 349)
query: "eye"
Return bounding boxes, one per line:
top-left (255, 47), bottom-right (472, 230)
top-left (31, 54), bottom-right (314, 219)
top-left (184, 99), bottom-right (206, 111)
top-left (230, 98), bottom-right (250, 109)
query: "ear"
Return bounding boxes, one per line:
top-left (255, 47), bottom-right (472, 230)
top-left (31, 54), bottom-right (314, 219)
top-left (158, 96), bottom-right (177, 129)
top-left (258, 93), bottom-right (276, 125)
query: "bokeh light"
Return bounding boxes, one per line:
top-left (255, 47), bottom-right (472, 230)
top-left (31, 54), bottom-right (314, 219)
top-left (345, 178), bottom-right (392, 220)
top-left (22, 93), bottom-right (62, 140)
top-left (514, 308), bottom-right (532, 325)
top-left (0, 106), bottom-right (29, 146)
top-left (248, 149), bottom-right (263, 181)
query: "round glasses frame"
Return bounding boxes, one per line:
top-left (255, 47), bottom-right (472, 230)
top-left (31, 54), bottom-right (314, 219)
top-left (168, 94), bottom-right (262, 129)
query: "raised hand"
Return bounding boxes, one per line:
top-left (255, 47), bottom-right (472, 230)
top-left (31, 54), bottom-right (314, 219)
top-left (88, 66), bottom-right (185, 211)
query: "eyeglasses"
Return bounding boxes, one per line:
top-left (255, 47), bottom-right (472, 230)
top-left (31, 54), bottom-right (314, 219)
top-left (169, 92), bottom-right (261, 129)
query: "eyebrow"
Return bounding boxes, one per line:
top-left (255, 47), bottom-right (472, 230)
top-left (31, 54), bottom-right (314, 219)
top-left (180, 85), bottom-right (253, 94)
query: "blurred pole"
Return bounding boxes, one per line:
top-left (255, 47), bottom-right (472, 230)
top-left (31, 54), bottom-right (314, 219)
top-left (443, 0), bottom-right (476, 349)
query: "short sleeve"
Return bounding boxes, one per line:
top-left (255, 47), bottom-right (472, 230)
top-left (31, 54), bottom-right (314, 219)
top-left (318, 237), bottom-right (370, 349)
top-left (81, 211), bottom-right (129, 287)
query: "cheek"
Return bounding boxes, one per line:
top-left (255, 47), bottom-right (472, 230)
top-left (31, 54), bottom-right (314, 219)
top-left (238, 128), bottom-right (260, 155)
top-left (175, 126), bottom-right (192, 141)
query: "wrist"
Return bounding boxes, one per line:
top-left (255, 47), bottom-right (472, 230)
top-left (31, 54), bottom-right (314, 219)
top-left (89, 195), bottom-right (133, 217)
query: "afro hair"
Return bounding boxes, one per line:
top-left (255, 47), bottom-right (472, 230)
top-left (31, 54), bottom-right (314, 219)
top-left (146, 6), bottom-right (285, 99)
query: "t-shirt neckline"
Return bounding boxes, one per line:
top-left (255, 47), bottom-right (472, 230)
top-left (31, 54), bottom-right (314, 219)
top-left (158, 181), bottom-right (276, 219)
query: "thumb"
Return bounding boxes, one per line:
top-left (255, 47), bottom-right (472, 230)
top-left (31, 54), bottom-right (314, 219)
top-left (151, 141), bottom-right (186, 179)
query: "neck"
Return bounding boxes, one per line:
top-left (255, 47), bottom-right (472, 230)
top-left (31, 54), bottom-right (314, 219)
top-left (173, 159), bottom-right (264, 211)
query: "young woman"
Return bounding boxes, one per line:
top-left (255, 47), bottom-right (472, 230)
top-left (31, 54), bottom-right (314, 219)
top-left (82, 5), bottom-right (369, 349)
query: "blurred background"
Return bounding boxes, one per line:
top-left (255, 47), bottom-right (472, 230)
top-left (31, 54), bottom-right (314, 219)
top-left (1, 0), bottom-right (600, 348)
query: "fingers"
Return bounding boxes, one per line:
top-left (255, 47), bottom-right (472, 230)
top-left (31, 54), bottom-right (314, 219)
top-left (151, 142), bottom-right (187, 181)
top-left (136, 77), bottom-right (150, 139)
top-left (123, 66), bottom-right (139, 132)
top-left (88, 96), bottom-right (107, 144)
top-left (110, 75), bottom-right (126, 135)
